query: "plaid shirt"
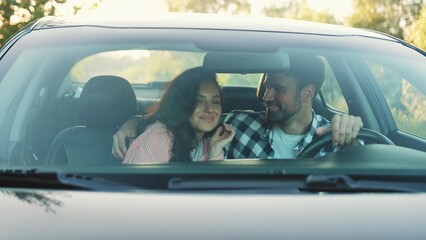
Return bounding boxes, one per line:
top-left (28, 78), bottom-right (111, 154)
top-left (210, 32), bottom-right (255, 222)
top-left (223, 110), bottom-right (331, 159)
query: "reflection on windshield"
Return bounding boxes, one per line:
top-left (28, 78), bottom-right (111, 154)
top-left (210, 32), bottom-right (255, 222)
top-left (1, 190), bottom-right (67, 213)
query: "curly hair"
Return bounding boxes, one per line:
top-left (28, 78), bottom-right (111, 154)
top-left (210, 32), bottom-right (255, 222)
top-left (143, 67), bottom-right (220, 162)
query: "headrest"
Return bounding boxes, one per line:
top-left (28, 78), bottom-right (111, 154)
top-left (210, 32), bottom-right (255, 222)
top-left (203, 51), bottom-right (290, 73)
top-left (222, 86), bottom-right (265, 113)
top-left (256, 53), bottom-right (324, 101)
top-left (77, 75), bottom-right (138, 127)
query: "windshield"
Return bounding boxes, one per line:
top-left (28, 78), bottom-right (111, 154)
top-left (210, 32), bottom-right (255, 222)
top-left (0, 24), bottom-right (425, 189)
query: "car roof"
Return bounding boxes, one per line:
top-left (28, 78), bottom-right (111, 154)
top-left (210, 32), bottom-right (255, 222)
top-left (32, 13), bottom-right (395, 41)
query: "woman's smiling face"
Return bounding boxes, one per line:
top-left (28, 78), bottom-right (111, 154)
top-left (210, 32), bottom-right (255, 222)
top-left (189, 80), bottom-right (222, 139)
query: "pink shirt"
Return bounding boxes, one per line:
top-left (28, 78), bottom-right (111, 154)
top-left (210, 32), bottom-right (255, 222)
top-left (124, 121), bottom-right (223, 164)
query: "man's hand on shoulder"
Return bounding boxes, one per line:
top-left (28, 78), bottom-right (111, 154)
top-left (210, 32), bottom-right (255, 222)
top-left (112, 117), bottom-right (141, 160)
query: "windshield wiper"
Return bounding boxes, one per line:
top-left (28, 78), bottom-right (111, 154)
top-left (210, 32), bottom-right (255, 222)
top-left (0, 169), bottom-right (137, 191)
top-left (303, 174), bottom-right (426, 193)
top-left (167, 174), bottom-right (426, 193)
top-left (168, 177), bottom-right (302, 191)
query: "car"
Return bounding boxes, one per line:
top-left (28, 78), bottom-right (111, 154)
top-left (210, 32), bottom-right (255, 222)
top-left (0, 13), bottom-right (425, 239)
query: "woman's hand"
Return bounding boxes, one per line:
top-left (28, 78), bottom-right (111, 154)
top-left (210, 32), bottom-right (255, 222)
top-left (208, 124), bottom-right (236, 159)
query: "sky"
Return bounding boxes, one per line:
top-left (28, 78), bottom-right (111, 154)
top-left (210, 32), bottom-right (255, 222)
top-left (77, 0), bottom-right (354, 21)
top-left (251, 0), bottom-right (353, 20)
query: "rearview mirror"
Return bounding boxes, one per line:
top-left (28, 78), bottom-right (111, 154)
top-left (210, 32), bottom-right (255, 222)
top-left (203, 51), bottom-right (290, 73)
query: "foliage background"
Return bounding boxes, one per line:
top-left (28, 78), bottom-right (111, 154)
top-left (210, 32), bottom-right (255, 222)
top-left (0, 0), bottom-right (425, 136)
top-left (1, 0), bottom-right (425, 49)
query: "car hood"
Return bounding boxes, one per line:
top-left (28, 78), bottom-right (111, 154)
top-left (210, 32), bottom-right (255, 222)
top-left (2, 188), bottom-right (426, 239)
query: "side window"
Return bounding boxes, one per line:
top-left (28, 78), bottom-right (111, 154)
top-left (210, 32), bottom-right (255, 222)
top-left (319, 57), bottom-right (349, 113)
top-left (367, 61), bottom-right (426, 138)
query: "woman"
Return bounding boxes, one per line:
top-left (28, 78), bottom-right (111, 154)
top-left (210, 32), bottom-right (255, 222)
top-left (124, 67), bottom-right (235, 163)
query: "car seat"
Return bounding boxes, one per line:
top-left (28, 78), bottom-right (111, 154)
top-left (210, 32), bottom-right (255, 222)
top-left (221, 86), bottom-right (265, 113)
top-left (45, 75), bottom-right (138, 165)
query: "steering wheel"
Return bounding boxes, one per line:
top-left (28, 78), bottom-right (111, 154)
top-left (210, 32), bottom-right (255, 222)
top-left (297, 128), bottom-right (395, 158)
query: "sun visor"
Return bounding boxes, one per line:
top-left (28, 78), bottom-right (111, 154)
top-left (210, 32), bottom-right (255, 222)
top-left (203, 51), bottom-right (290, 73)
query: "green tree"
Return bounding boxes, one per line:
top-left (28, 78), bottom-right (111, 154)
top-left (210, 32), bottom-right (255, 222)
top-left (400, 6), bottom-right (426, 136)
top-left (0, 0), bottom-right (99, 46)
top-left (405, 5), bottom-right (426, 50)
top-left (347, 0), bottom-right (424, 39)
top-left (348, 0), bottom-right (426, 136)
top-left (165, 0), bottom-right (251, 14)
top-left (263, 0), bottom-right (338, 24)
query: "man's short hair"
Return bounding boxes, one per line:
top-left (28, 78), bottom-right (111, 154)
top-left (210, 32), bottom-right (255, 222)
top-left (262, 53), bottom-right (325, 98)
top-left (288, 53), bottom-right (325, 95)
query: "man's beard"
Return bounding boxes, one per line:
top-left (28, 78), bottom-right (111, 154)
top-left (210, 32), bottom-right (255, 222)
top-left (265, 97), bottom-right (301, 124)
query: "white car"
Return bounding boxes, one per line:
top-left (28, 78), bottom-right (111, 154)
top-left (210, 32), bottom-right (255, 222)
top-left (0, 13), bottom-right (425, 239)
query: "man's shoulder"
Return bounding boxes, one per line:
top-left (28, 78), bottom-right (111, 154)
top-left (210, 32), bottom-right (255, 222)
top-left (225, 110), bottom-right (266, 120)
top-left (224, 110), bottom-right (267, 130)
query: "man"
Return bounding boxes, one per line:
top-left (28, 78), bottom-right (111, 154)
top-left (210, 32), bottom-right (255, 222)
top-left (112, 54), bottom-right (363, 160)
top-left (223, 54), bottom-right (362, 159)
